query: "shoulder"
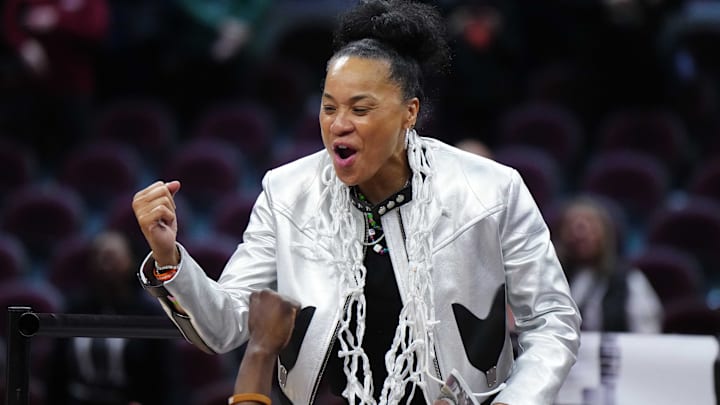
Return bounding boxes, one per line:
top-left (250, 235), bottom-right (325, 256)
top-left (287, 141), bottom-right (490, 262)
top-left (426, 137), bottom-right (516, 180)
top-left (261, 149), bottom-right (330, 208)
top-left (263, 149), bottom-right (327, 189)
top-left (424, 137), bottom-right (519, 205)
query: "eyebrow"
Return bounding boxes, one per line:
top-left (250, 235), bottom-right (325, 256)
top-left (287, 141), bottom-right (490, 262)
top-left (322, 93), bottom-right (377, 103)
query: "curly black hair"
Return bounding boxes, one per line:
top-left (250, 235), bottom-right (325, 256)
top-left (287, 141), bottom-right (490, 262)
top-left (329, 0), bottom-right (450, 112)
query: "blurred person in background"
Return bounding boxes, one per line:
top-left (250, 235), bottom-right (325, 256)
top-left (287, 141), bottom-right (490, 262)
top-left (46, 231), bottom-right (173, 405)
top-left (174, 0), bottom-right (271, 64)
top-left (161, 0), bottom-right (271, 118)
top-left (455, 137), bottom-right (494, 159)
top-left (554, 195), bottom-right (663, 333)
top-left (2, 0), bottom-right (109, 162)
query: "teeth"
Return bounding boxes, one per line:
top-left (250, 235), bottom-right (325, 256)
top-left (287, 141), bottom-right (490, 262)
top-left (338, 145), bottom-right (348, 149)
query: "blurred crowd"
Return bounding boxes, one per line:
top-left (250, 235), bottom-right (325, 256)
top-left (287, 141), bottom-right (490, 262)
top-left (2, 0), bottom-right (720, 404)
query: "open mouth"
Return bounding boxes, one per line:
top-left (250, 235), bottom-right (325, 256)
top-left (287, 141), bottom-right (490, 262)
top-left (335, 145), bottom-right (357, 160)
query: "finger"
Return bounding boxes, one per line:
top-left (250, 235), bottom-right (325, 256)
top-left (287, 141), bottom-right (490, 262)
top-left (281, 327), bottom-right (295, 350)
top-left (285, 302), bottom-right (299, 322)
top-left (276, 295), bottom-right (301, 317)
top-left (282, 294), bottom-right (302, 311)
top-left (135, 204), bottom-right (176, 233)
top-left (268, 290), bottom-right (301, 310)
top-left (133, 196), bottom-right (177, 227)
top-left (249, 290), bottom-right (260, 307)
top-left (136, 181), bottom-right (175, 201)
top-left (148, 204), bottom-right (176, 228)
top-left (133, 181), bottom-right (164, 202)
top-left (133, 182), bottom-right (170, 211)
top-left (281, 309), bottom-right (297, 349)
top-left (166, 180), bottom-right (181, 197)
top-left (149, 182), bottom-right (177, 210)
top-left (134, 185), bottom-right (177, 213)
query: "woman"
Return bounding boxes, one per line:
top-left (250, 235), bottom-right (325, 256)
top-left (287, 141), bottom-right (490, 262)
top-left (554, 196), bottom-right (663, 333)
top-left (132, 1), bottom-right (580, 404)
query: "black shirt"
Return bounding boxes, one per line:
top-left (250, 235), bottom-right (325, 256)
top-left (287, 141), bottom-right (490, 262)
top-left (319, 183), bottom-right (426, 404)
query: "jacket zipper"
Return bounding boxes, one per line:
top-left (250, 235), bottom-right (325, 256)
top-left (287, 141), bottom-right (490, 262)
top-left (309, 291), bottom-right (351, 403)
top-left (399, 210), bottom-right (444, 384)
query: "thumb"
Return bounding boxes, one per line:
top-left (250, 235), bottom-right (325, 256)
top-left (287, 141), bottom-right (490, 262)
top-left (166, 180), bottom-right (181, 196)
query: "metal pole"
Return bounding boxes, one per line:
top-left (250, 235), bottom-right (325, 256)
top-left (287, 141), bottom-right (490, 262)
top-left (18, 312), bottom-right (183, 339)
top-left (6, 310), bottom-right (184, 405)
top-left (6, 306), bottom-right (32, 405)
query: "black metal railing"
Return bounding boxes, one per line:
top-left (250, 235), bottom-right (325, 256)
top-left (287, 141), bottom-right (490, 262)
top-left (5, 306), bottom-right (183, 405)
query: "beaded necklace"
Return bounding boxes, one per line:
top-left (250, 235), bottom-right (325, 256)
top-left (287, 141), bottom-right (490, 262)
top-left (350, 181), bottom-right (413, 255)
top-left (362, 198), bottom-right (389, 254)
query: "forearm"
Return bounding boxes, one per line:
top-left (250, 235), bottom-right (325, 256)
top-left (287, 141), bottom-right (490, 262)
top-left (234, 343), bottom-right (277, 398)
top-left (139, 244), bottom-right (251, 353)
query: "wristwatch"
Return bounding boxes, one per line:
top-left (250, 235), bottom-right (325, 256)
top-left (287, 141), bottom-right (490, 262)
top-left (136, 263), bottom-right (216, 355)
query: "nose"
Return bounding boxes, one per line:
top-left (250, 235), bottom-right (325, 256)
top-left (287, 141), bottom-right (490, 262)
top-left (330, 111), bottom-right (353, 136)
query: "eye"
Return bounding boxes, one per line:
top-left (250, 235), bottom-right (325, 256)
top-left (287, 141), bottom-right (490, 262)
top-left (322, 105), bottom-right (337, 114)
top-left (352, 107), bottom-right (370, 115)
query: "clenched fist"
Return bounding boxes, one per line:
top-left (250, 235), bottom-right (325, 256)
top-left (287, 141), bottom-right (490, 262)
top-left (248, 289), bottom-right (300, 355)
top-left (132, 181), bottom-right (182, 266)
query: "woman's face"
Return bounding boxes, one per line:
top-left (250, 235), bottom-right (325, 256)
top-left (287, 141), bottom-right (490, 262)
top-left (90, 233), bottom-right (133, 285)
top-left (320, 56), bottom-right (418, 200)
top-left (559, 205), bottom-right (606, 264)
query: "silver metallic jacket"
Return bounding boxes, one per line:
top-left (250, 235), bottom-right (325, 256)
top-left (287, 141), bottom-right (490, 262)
top-left (140, 138), bottom-right (581, 405)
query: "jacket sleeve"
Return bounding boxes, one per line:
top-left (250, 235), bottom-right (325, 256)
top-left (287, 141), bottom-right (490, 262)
top-left (139, 173), bottom-right (279, 354)
top-left (494, 170), bottom-right (581, 405)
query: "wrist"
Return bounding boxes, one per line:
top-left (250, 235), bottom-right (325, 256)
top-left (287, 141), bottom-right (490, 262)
top-left (153, 245), bottom-right (180, 267)
top-left (244, 341), bottom-right (282, 360)
top-left (228, 393), bottom-right (271, 405)
top-left (153, 260), bottom-right (178, 282)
